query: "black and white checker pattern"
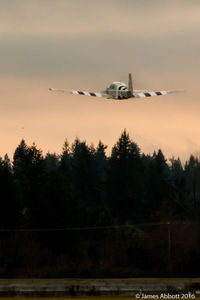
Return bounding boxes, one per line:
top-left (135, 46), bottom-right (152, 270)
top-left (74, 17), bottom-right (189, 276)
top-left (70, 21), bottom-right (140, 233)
top-left (49, 88), bottom-right (184, 99)
top-left (49, 88), bottom-right (104, 98)
top-left (71, 90), bottom-right (103, 98)
top-left (132, 91), bottom-right (168, 98)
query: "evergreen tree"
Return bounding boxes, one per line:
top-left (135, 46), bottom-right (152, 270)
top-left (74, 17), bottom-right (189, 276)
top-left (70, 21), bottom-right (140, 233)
top-left (94, 140), bottom-right (107, 197)
top-left (107, 130), bottom-right (143, 222)
top-left (44, 152), bottom-right (59, 172)
top-left (60, 139), bottom-right (71, 172)
top-left (169, 157), bottom-right (188, 218)
top-left (184, 155), bottom-right (200, 219)
top-left (0, 155), bottom-right (18, 228)
top-left (145, 149), bottom-right (171, 215)
top-left (70, 138), bottom-right (99, 225)
top-left (13, 139), bottom-right (29, 208)
top-left (13, 141), bottom-right (45, 225)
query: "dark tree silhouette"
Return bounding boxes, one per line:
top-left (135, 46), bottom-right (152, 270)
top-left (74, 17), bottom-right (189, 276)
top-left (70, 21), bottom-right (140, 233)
top-left (0, 155), bottom-right (18, 228)
top-left (0, 133), bottom-right (200, 277)
top-left (144, 149), bottom-right (172, 216)
top-left (44, 152), bottom-right (59, 172)
top-left (107, 129), bottom-right (143, 222)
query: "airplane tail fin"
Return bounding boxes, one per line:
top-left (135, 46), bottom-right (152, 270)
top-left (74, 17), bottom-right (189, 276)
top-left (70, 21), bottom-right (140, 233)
top-left (128, 73), bottom-right (133, 94)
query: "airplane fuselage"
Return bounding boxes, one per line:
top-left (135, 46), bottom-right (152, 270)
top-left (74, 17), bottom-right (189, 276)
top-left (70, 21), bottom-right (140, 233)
top-left (105, 82), bottom-right (132, 99)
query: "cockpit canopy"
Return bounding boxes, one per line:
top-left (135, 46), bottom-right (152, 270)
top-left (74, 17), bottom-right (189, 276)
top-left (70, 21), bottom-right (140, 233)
top-left (109, 82), bottom-right (127, 90)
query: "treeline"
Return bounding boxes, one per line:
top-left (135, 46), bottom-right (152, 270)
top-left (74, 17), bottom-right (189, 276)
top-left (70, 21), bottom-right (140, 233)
top-left (1, 130), bottom-right (200, 277)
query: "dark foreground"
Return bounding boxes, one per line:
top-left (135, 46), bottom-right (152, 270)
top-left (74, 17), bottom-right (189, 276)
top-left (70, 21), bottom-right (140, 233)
top-left (0, 298), bottom-right (154, 300)
top-left (0, 278), bottom-right (200, 297)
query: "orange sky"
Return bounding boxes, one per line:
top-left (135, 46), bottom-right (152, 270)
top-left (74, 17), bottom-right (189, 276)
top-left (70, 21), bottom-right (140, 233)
top-left (1, 0), bottom-right (200, 162)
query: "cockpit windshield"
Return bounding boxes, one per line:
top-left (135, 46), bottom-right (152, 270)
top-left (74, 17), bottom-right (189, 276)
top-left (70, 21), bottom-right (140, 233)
top-left (109, 84), bottom-right (116, 89)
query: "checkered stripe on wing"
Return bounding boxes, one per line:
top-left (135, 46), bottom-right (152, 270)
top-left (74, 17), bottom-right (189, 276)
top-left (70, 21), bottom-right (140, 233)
top-left (71, 90), bottom-right (103, 98)
top-left (132, 91), bottom-right (168, 98)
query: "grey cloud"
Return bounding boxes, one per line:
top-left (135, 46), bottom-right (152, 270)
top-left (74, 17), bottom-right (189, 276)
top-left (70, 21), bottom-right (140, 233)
top-left (0, 0), bottom-right (199, 38)
top-left (0, 31), bottom-right (199, 82)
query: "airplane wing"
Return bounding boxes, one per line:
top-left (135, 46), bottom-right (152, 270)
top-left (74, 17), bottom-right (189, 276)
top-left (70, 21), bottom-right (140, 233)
top-left (132, 89), bottom-right (184, 98)
top-left (49, 88), bottom-right (110, 98)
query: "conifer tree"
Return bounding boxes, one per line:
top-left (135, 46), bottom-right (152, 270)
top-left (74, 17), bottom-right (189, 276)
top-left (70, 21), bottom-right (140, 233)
top-left (0, 155), bottom-right (18, 228)
top-left (44, 152), bottom-right (59, 172)
top-left (145, 149), bottom-right (171, 215)
top-left (107, 130), bottom-right (143, 222)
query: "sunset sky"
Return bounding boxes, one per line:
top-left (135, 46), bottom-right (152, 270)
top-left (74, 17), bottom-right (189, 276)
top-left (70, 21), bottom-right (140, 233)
top-left (1, 0), bottom-right (200, 162)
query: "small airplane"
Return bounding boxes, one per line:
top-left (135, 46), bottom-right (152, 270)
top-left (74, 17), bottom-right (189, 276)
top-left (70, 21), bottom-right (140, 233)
top-left (49, 73), bottom-right (184, 100)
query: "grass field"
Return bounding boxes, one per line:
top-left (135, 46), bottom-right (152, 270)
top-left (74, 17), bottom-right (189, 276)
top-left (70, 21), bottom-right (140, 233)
top-left (0, 278), bottom-right (200, 284)
top-left (1, 298), bottom-right (139, 300)
top-left (0, 298), bottom-right (172, 300)
top-left (2, 298), bottom-right (200, 300)
top-left (1, 278), bottom-right (200, 299)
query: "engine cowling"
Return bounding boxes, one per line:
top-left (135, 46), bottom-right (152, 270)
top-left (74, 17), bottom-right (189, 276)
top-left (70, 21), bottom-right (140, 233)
top-left (108, 82), bottom-right (131, 99)
top-left (117, 84), bottom-right (128, 99)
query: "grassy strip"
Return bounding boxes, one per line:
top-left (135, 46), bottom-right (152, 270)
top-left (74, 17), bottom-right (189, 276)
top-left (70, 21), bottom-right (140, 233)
top-left (2, 298), bottom-right (200, 300)
top-left (0, 278), bottom-right (200, 284)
